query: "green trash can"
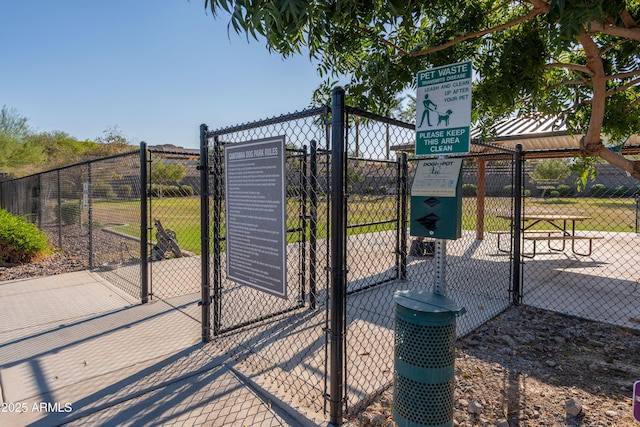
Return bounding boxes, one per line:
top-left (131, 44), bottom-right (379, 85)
top-left (393, 290), bottom-right (465, 427)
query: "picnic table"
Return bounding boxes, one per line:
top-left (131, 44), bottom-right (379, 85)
top-left (494, 213), bottom-right (602, 258)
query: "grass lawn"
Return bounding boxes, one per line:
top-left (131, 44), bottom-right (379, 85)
top-left (91, 194), bottom-right (639, 256)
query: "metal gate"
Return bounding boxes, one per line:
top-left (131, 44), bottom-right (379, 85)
top-left (199, 108), bottom-right (334, 415)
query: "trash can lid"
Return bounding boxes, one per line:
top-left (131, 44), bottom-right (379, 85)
top-left (394, 290), bottom-right (466, 316)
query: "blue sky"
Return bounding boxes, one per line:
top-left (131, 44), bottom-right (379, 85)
top-left (0, 1), bottom-right (325, 149)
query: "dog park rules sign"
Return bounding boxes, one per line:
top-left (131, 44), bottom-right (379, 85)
top-left (416, 61), bottom-right (472, 156)
top-left (224, 136), bottom-right (287, 298)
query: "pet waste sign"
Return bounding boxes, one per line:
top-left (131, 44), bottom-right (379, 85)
top-left (416, 61), bottom-right (472, 156)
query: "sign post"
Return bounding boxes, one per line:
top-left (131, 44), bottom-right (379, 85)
top-left (416, 61), bottom-right (472, 156)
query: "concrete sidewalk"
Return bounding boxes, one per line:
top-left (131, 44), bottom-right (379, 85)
top-left (0, 270), bottom-right (317, 426)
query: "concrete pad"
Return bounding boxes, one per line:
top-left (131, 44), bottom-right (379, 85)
top-left (0, 270), bottom-right (319, 427)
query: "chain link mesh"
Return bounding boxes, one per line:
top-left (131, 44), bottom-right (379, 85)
top-left (1, 152), bottom-right (143, 299)
top-left (519, 157), bottom-right (640, 328)
top-left (206, 109), bottom-right (332, 414)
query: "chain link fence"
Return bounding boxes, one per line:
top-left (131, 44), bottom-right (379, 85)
top-left (1, 151), bottom-right (144, 299)
top-left (519, 157), bottom-right (640, 328)
top-left (2, 105), bottom-right (638, 425)
top-left (144, 147), bottom-right (203, 320)
top-left (203, 108), bottom-right (333, 415)
top-left (341, 108), bottom-right (516, 415)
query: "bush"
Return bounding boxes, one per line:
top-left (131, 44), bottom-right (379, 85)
top-left (150, 184), bottom-right (182, 197)
top-left (117, 184), bottom-right (133, 198)
top-left (379, 185), bottom-right (388, 195)
top-left (180, 185), bottom-right (194, 196)
top-left (0, 208), bottom-right (51, 264)
top-left (91, 182), bottom-right (115, 199)
top-left (611, 185), bottom-right (629, 197)
top-left (555, 184), bottom-right (575, 197)
top-left (462, 184), bottom-right (477, 197)
top-left (59, 201), bottom-right (80, 225)
top-left (590, 184), bottom-right (608, 197)
top-left (548, 190), bottom-right (560, 198)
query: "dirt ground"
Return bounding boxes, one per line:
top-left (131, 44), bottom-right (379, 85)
top-left (349, 305), bottom-right (640, 427)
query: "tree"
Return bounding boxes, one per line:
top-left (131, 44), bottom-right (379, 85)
top-left (204, 0), bottom-right (640, 179)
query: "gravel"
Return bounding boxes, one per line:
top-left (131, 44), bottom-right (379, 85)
top-left (349, 305), bottom-right (640, 427)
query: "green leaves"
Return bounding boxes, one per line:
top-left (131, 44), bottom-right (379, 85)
top-left (0, 208), bottom-right (51, 264)
top-left (202, 0), bottom-right (640, 177)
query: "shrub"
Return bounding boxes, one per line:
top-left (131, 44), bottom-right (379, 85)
top-left (117, 184), bottom-right (133, 198)
top-left (555, 184), bottom-right (575, 197)
top-left (180, 185), bottom-right (194, 196)
top-left (164, 185), bottom-right (181, 197)
top-left (91, 182), bottom-right (115, 199)
top-left (0, 209), bottom-right (51, 264)
top-left (462, 184), bottom-right (477, 197)
top-left (59, 201), bottom-right (80, 225)
top-left (611, 185), bottom-right (629, 197)
top-left (379, 185), bottom-right (388, 195)
top-left (150, 184), bottom-right (182, 197)
top-left (590, 183), bottom-right (608, 197)
top-left (548, 190), bottom-right (560, 198)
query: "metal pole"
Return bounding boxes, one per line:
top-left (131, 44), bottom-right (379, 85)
top-left (200, 124), bottom-right (212, 342)
top-left (212, 136), bottom-right (222, 336)
top-left (57, 171), bottom-right (62, 248)
top-left (140, 142), bottom-right (150, 304)
top-left (434, 240), bottom-right (447, 295)
top-left (309, 140), bottom-right (318, 309)
top-left (37, 174), bottom-right (42, 229)
top-left (512, 144), bottom-right (523, 305)
top-left (398, 152), bottom-right (408, 280)
top-left (329, 87), bottom-right (346, 427)
top-left (88, 163), bottom-right (94, 270)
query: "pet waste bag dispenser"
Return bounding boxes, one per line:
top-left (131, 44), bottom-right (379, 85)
top-left (410, 158), bottom-right (463, 240)
top-left (393, 290), bottom-right (466, 427)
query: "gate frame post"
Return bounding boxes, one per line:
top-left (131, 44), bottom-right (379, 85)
top-left (200, 125), bottom-right (212, 342)
top-left (329, 87), bottom-right (347, 427)
top-left (398, 152), bottom-right (408, 280)
top-left (140, 142), bottom-right (150, 304)
top-left (512, 144), bottom-right (523, 305)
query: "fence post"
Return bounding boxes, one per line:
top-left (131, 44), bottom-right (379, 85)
top-left (88, 163), bottom-right (94, 270)
top-left (329, 87), bottom-right (346, 426)
top-left (57, 171), bottom-right (62, 248)
top-left (309, 139), bottom-right (318, 309)
top-left (200, 124), bottom-right (212, 342)
top-left (512, 144), bottom-right (523, 305)
top-left (140, 142), bottom-right (150, 304)
top-left (37, 174), bottom-right (42, 229)
top-left (398, 152), bottom-right (408, 280)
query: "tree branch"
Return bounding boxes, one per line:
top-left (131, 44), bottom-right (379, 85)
top-left (576, 30), bottom-right (606, 151)
top-left (588, 21), bottom-right (640, 41)
top-left (544, 62), bottom-right (594, 77)
top-left (355, 26), bottom-right (407, 55)
top-left (406, 4), bottom-right (546, 57)
top-left (618, 9), bottom-right (638, 29)
top-left (607, 76), bottom-right (640, 97)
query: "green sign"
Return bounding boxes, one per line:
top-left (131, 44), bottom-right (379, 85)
top-left (410, 159), bottom-right (463, 240)
top-left (416, 61), bottom-right (472, 155)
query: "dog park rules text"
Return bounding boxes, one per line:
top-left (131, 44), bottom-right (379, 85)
top-left (224, 136), bottom-right (287, 298)
top-left (416, 61), bottom-right (472, 155)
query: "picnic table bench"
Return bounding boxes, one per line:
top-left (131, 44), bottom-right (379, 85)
top-left (495, 214), bottom-right (602, 258)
